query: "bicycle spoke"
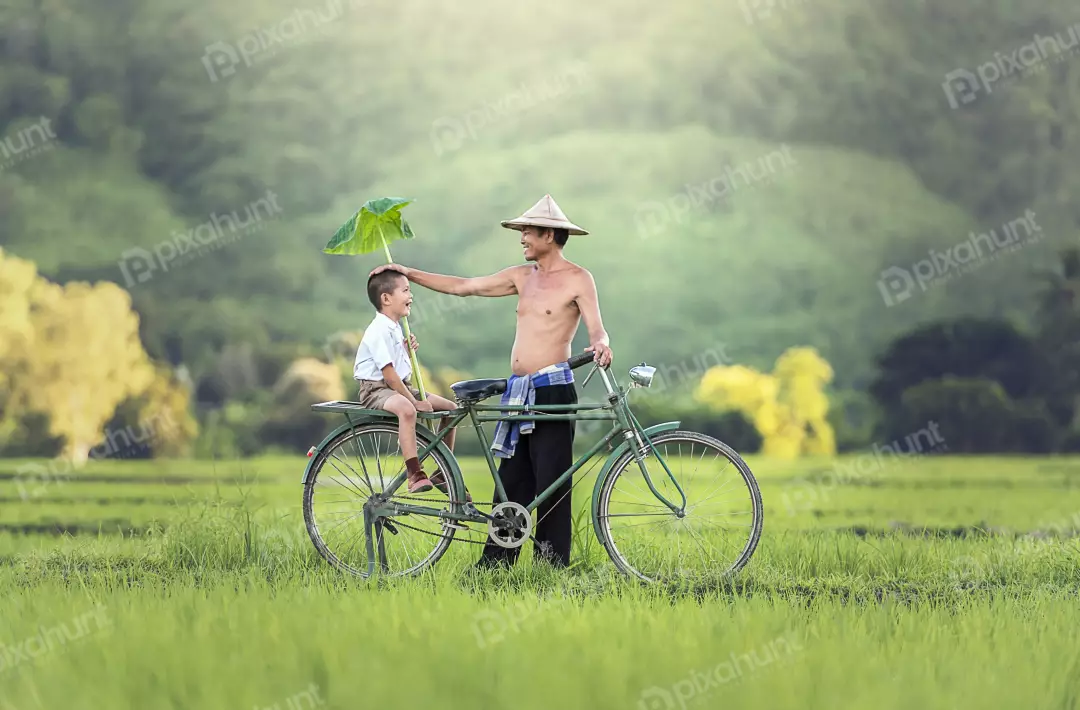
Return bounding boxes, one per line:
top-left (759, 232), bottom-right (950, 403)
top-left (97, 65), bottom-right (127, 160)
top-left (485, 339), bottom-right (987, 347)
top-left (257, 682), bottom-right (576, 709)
top-left (325, 453), bottom-right (372, 498)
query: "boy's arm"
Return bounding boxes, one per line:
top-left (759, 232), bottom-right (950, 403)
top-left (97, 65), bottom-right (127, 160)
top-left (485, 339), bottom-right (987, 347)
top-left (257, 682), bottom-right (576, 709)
top-left (371, 264), bottom-right (521, 297)
top-left (382, 364), bottom-right (433, 411)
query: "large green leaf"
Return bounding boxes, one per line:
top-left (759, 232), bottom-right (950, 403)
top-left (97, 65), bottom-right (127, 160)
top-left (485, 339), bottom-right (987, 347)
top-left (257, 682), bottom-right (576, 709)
top-left (323, 197), bottom-right (416, 255)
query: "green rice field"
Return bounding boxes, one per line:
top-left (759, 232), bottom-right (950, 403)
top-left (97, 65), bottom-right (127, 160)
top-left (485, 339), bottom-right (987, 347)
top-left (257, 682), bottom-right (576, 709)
top-left (2, 453), bottom-right (1080, 709)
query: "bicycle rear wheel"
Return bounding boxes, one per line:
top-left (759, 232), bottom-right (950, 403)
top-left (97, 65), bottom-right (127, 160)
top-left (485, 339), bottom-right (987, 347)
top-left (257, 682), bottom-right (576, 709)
top-left (303, 423), bottom-right (463, 578)
top-left (596, 430), bottom-right (763, 583)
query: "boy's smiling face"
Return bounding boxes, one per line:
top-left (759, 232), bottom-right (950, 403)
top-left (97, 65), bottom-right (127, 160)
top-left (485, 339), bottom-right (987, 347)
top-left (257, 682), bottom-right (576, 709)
top-left (380, 275), bottom-right (413, 319)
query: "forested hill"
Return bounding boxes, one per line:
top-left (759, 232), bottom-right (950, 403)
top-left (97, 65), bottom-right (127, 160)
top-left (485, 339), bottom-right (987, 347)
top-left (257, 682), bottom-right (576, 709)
top-left (1, 0), bottom-right (1077, 387)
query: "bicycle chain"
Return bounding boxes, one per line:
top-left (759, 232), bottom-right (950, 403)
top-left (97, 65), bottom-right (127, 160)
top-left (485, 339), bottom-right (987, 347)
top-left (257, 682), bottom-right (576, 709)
top-left (379, 457), bottom-right (601, 549)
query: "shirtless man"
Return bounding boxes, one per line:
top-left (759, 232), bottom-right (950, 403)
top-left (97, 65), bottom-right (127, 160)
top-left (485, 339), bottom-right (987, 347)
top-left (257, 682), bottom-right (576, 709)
top-left (370, 195), bottom-right (613, 568)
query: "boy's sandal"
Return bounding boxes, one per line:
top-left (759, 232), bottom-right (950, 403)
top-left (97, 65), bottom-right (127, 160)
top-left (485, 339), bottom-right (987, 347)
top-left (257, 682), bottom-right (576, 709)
top-left (406, 473), bottom-right (434, 494)
top-left (430, 470), bottom-right (473, 503)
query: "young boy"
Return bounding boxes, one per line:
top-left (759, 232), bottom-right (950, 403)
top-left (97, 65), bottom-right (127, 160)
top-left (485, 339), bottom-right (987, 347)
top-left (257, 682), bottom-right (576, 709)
top-left (354, 269), bottom-right (459, 494)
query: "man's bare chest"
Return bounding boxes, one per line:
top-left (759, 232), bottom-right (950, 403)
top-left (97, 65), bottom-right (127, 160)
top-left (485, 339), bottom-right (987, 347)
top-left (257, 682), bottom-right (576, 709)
top-left (515, 272), bottom-right (578, 318)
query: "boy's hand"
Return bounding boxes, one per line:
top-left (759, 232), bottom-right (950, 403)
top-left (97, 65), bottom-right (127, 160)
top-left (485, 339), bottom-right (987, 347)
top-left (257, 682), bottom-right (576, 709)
top-left (408, 333), bottom-right (419, 352)
top-left (414, 399), bottom-right (434, 412)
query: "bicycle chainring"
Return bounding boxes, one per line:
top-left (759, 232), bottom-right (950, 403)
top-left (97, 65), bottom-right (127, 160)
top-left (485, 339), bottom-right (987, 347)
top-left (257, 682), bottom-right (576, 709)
top-left (487, 502), bottom-right (532, 549)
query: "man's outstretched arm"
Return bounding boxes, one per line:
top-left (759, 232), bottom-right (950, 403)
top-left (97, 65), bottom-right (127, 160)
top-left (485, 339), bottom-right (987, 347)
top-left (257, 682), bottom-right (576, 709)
top-left (370, 263), bottom-right (520, 297)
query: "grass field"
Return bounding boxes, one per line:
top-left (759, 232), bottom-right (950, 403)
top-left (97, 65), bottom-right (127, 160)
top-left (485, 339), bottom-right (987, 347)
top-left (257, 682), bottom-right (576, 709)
top-left (2, 451), bottom-right (1080, 710)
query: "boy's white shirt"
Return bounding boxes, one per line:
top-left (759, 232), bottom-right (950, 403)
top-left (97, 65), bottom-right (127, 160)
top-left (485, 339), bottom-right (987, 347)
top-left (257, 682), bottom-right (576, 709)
top-left (354, 312), bottom-right (413, 382)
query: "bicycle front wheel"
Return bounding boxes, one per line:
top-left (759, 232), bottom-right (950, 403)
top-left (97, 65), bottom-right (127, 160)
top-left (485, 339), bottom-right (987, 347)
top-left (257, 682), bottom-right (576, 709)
top-left (596, 430), bottom-right (763, 583)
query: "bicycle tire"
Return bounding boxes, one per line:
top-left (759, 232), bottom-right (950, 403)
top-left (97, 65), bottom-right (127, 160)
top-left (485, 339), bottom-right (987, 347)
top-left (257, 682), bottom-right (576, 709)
top-left (303, 422), bottom-right (464, 578)
top-left (596, 430), bottom-right (763, 583)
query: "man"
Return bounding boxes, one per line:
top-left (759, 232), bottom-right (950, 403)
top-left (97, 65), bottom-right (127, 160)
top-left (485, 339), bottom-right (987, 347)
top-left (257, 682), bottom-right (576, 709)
top-left (370, 194), bottom-right (613, 568)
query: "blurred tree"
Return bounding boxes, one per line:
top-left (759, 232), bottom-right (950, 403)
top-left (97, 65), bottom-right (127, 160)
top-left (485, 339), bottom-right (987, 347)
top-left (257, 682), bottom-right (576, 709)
top-left (0, 253), bottom-right (157, 461)
top-left (695, 347), bottom-right (836, 459)
top-left (870, 318), bottom-right (1044, 416)
top-left (260, 357), bottom-right (345, 452)
top-left (896, 377), bottom-right (1057, 454)
top-left (19, 280), bottom-right (155, 462)
top-left (0, 248), bottom-right (37, 446)
top-left (1032, 247), bottom-right (1080, 428)
top-left (103, 365), bottom-right (199, 459)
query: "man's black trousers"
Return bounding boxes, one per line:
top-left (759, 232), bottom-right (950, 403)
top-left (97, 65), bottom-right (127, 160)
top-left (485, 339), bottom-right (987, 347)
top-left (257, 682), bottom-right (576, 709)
top-left (478, 383), bottom-right (577, 568)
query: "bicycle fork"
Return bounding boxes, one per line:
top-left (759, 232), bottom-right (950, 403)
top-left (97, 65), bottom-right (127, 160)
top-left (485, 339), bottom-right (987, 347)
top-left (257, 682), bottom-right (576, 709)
top-left (597, 367), bottom-right (688, 515)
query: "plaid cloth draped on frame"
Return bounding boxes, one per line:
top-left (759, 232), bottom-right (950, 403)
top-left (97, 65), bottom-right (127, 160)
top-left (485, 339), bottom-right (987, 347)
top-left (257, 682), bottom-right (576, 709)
top-left (490, 362), bottom-right (575, 459)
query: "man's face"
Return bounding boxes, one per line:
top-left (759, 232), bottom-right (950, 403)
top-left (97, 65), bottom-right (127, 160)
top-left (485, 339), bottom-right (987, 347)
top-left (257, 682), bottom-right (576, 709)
top-left (381, 276), bottom-right (413, 318)
top-left (520, 226), bottom-right (552, 262)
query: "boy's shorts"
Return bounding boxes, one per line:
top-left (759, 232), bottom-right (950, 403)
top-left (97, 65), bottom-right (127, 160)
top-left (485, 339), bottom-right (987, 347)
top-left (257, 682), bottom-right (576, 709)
top-left (356, 378), bottom-right (421, 410)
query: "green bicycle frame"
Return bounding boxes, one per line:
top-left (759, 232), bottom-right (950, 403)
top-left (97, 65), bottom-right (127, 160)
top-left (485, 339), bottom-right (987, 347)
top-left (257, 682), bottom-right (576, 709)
top-left (304, 365), bottom-right (690, 530)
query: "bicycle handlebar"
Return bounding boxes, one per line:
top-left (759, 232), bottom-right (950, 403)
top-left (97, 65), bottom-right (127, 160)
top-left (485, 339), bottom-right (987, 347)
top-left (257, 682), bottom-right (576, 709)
top-left (567, 351), bottom-right (600, 370)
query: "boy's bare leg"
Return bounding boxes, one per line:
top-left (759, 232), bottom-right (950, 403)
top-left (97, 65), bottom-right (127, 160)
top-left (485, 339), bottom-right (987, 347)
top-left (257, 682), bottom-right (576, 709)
top-left (382, 395), bottom-right (432, 492)
top-left (383, 395), bottom-right (418, 459)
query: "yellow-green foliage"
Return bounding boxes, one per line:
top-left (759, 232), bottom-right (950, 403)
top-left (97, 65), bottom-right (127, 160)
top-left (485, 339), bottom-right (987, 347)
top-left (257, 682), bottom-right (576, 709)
top-left (0, 248), bottom-right (163, 461)
top-left (695, 347), bottom-right (836, 459)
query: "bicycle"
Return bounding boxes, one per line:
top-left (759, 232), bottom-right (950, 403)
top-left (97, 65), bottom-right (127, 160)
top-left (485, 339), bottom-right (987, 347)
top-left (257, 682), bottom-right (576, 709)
top-left (301, 352), bottom-right (763, 583)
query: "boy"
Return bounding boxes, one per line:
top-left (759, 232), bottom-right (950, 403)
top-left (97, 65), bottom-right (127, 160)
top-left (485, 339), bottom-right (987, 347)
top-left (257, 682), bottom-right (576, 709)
top-left (354, 270), bottom-right (459, 494)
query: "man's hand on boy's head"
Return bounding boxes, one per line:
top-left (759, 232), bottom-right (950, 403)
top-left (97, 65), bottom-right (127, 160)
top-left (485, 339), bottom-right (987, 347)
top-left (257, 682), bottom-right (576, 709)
top-left (370, 263), bottom-right (410, 279)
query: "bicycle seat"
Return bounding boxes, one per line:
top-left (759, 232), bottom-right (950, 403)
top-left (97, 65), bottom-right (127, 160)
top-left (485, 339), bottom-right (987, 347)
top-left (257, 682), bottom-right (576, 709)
top-left (450, 378), bottom-right (507, 402)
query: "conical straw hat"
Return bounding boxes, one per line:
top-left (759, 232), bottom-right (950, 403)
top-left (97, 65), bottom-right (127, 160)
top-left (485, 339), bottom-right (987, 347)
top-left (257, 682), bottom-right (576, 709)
top-left (500, 194), bottom-right (589, 235)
